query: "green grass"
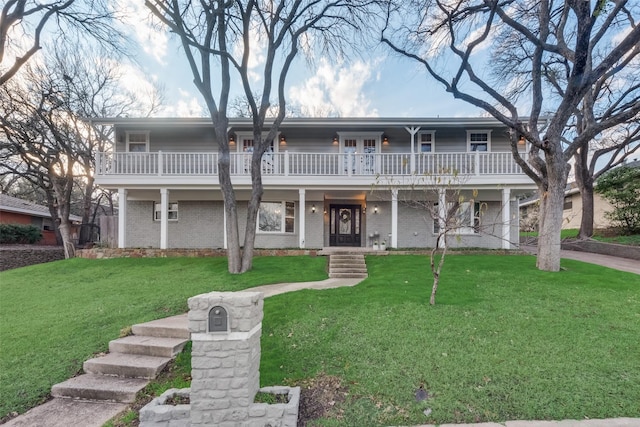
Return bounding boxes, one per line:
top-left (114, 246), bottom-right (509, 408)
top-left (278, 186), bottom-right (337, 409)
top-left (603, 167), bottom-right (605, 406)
top-left (3, 254), bottom-right (640, 425)
top-left (261, 255), bottom-right (640, 425)
top-left (592, 234), bottom-right (640, 246)
top-left (520, 228), bottom-right (640, 245)
top-left (0, 256), bottom-right (327, 418)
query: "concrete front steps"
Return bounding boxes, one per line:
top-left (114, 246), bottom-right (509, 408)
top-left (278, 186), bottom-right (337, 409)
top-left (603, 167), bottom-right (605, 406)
top-left (51, 316), bottom-right (189, 405)
top-left (328, 252), bottom-right (368, 279)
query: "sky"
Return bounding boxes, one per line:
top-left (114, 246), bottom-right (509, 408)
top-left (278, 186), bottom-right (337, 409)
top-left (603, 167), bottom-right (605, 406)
top-left (118, 2), bottom-right (485, 119)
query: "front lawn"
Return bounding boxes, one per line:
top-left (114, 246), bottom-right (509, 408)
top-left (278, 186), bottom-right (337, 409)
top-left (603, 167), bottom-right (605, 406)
top-left (2, 254), bottom-right (639, 425)
top-left (261, 255), bottom-right (640, 425)
top-left (0, 256), bottom-right (328, 419)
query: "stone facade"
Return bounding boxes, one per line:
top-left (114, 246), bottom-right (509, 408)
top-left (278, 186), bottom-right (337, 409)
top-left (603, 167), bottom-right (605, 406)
top-left (140, 291), bottom-right (300, 427)
top-left (76, 248), bottom-right (319, 259)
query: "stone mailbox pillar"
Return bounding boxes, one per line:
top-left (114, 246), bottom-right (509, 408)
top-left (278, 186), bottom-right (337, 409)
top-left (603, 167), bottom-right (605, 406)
top-left (187, 291), bottom-right (263, 426)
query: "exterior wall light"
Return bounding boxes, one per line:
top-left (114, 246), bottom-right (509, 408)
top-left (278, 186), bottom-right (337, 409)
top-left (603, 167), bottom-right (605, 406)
top-left (311, 204), bottom-right (316, 213)
top-left (374, 205), bottom-right (378, 214)
top-left (382, 135), bottom-right (389, 144)
top-left (518, 136), bottom-right (525, 145)
top-left (280, 135), bottom-right (286, 144)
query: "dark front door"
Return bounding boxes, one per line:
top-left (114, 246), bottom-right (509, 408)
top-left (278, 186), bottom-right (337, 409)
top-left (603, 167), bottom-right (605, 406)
top-left (329, 204), bottom-right (361, 247)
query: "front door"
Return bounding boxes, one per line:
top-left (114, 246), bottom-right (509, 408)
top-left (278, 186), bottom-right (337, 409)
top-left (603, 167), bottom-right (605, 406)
top-left (329, 204), bottom-right (361, 247)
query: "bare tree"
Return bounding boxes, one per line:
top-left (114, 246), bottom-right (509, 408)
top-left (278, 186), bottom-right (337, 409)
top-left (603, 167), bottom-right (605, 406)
top-left (146, 0), bottom-right (380, 273)
top-left (0, 43), bottom-right (162, 256)
top-left (382, 0), bottom-right (640, 271)
top-left (573, 121), bottom-right (640, 239)
top-left (374, 170), bottom-right (520, 305)
top-left (0, 0), bottom-right (126, 86)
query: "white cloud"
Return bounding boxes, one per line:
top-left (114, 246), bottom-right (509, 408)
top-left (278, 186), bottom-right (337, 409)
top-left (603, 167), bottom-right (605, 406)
top-left (289, 58), bottom-right (380, 117)
top-left (115, 0), bottom-right (168, 64)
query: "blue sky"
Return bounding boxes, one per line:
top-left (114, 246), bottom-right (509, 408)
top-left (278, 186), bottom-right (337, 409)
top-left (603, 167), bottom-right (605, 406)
top-left (120, 2), bottom-right (483, 119)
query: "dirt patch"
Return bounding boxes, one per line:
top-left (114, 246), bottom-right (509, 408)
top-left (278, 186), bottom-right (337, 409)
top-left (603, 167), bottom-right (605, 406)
top-left (295, 373), bottom-right (349, 427)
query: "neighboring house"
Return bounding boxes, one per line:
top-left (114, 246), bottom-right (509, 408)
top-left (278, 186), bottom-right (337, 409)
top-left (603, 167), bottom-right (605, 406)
top-left (0, 194), bottom-right (81, 245)
top-left (520, 159), bottom-right (640, 231)
top-left (93, 117), bottom-right (536, 250)
top-left (519, 185), bottom-right (615, 231)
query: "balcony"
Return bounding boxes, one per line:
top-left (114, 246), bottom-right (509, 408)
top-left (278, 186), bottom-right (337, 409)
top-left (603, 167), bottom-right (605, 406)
top-left (96, 151), bottom-right (526, 178)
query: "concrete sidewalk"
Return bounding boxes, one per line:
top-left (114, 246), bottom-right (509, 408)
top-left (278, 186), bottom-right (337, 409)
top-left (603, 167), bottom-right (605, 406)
top-left (521, 245), bottom-right (640, 275)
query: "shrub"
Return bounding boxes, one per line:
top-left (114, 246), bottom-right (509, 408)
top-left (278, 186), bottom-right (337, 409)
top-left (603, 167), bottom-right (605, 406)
top-left (596, 166), bottom-right (640, 234)
top-left (0, 224), bottom-right (43, 244)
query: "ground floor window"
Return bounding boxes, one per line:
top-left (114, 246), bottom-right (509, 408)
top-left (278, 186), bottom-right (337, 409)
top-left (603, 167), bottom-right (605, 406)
top-left (258, 201), bottom-right (295, 233)
top-left (154, 202), bottom-right (178, 221)
top-left (433, 201), bottom-right (480, 234)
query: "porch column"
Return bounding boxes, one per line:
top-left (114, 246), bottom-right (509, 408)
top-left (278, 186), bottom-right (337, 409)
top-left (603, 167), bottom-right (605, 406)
top-left (299, 189), bottom-right (306, 248)
top-left (502, 188), bottom-right (511, 250)
top-left (438, 188), bottom-right (446, 249)
top-left (160, 188), bottom-right (169, 250)
top-left (405, 126), bottom-right (420, 174)
top-left (223, 203), bottom-right (227, 250)
top-left (391, 189), bottom-right (398, 248)
top-left (118, 188), bottom-right (127, 248)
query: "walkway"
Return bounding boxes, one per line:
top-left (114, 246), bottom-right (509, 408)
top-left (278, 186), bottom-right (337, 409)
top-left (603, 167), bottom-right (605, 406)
top-left (521, 245), bottom-right (640, 275)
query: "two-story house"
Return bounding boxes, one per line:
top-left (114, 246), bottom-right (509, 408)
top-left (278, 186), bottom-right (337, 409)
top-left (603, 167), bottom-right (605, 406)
top-left (93, 117), bottom-right (535, 251)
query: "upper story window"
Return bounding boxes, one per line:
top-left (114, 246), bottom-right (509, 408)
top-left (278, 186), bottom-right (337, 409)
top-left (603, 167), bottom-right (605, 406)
top-left (126, 131), bottom-right (150, 152)
top-left (418, 131), bottom-right (436, 152)
top-left (467, 130), bottom-right (492, 152)
top-left (154, 202), bottom-right (179, 221)
top-left (258, 201), bottom-right (295, 233)
top-left (234, 133), bottom-right (277, 153)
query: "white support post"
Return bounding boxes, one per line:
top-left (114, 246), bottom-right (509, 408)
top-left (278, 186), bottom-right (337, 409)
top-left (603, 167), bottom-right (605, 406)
top-left (223, 203), bottom-right (228, 250)
top-left (405, 126), bottom-right (420, 174)
top-left (438, 188), bottom-right (446, 249)
top-left (158, 151), bottom-right (163, 176)
top-left (118, 188), bottom-right (127, 248)
top-left (299, 189), bottom-right (306, 248)
top-left (502, 188), bottom-right (511, 249)
top-left (160, 188), bottom-right (169, 250)
top-left (391, 189), bottom-right (398, 248)
top-left (284, 150), bottom-right (290, 176)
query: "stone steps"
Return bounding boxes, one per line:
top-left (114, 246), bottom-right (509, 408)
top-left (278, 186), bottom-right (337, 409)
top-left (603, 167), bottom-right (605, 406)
top-left (328, 253), bottom-right (368, 279)
top-left (52, 374), bottom-right (148, 403)
top-left (51, 315), bottom-right (189, 405)
top-left (109, 335), bottom-right (188, 358)
top-left (83, 353), bottom-right (172, 379)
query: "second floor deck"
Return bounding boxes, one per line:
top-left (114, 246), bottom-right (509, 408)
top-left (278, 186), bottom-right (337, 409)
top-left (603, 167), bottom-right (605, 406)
top-left (98, 150), bottom-right (527, 175)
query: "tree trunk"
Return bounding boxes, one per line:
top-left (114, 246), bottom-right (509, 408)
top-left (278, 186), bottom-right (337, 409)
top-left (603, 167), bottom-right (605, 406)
top-left (58, 220), bottom-right (76, 259)
top-left (536, 177), bottom-right (567, 272)
top-left (79, 174), bottom-right (95, 245)
top-left (215, 122), bottom-right (242, 274)
top-left (574, 148), bottom-right (594, 239)
top-left (240, 148), bottom-right (266, 272)
top-left (578, 185), bottom-right (594, 239)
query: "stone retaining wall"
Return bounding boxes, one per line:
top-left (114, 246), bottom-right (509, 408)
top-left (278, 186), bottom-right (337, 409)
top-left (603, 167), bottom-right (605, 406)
top-left (561, 240), bottom-right (640, 261)
top-left (0, 246), bottom-right (65, 271)
top-left (76, 248), bottom-right (318, 259)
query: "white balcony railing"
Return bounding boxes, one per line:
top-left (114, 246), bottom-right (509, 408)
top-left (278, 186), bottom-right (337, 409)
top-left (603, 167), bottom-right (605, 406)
top-left (96, 151), bottom-right (525, 177)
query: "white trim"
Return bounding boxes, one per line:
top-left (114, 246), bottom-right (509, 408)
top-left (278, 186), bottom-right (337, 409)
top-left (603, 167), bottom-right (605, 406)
top-left (502, 189), bottom-right (511, 249)
top-left (118, 189), bottom-right (127, 248)
top-left (299, 189), bottom-right (306, 248)
top-left (257, 201), bottom-right (295, 234)
top-left (234, 132), bottom-right (279, 153)
top-left (125, 131), bottom-right (150, 152)
top-left (418, 130), bottom-right (436, 153)
top-left (160, 189), bottom-right (169, 250)
top-left (391, 189), bottom-right (398, 248)
top-left (192, 322), bottom-right (262, 341)
top-left (337, 132), bottom-right (382, 154)
top-left (466, 129), bottom-right (492, 152)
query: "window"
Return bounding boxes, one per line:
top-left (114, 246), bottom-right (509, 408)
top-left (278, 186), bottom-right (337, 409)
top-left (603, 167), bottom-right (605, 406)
top-left (419, 131), bottom-right (435, 152)
top-left (433, 201), bottom-right (480, 234)
top-left (563, 196), bottom-right (573, 210)
top-left (467, 130), bottom-right (491, 152)
top-left (258, 201), bottom-right (295, 233)
top-left (126, 131), bottom-right (149, 152)
top-left (154, 202), bottom-right (178, 221)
